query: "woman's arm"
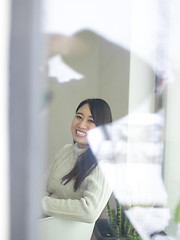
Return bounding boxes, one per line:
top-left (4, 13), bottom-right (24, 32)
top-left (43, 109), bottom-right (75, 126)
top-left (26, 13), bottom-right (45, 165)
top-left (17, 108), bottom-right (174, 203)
top-left (42, 167), bottom-right (112, 223)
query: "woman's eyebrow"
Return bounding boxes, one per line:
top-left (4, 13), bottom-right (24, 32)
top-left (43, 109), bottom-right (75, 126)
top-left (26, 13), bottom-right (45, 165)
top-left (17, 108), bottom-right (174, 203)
top-left (76, 112), bottom-right (83, 115)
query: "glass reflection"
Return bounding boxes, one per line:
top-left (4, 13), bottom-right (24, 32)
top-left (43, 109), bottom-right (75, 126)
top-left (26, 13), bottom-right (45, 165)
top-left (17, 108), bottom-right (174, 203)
top-left (87, 110), bottom-right (170, 239)
top-left (40, 0), bottom-right (180, 239)
top-left (48, 55), bottom-right (84, 83)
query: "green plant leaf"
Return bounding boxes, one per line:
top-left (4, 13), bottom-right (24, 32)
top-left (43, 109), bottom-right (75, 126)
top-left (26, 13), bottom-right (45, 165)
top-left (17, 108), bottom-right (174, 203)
top-left (106, 198), bottom-right (142, 239)
top-left (174, 200), bottom-right (180, 223)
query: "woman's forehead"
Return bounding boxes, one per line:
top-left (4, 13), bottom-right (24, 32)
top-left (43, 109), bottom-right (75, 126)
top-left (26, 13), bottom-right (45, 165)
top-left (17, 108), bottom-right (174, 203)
top-left (76, 104), bottom-right (92, 117)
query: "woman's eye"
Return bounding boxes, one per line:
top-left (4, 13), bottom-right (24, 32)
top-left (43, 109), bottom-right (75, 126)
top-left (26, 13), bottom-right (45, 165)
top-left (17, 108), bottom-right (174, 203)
top-left (88, 119), bottom-right (95, 123)
top-left (76, 115), bottom-right (82, 119)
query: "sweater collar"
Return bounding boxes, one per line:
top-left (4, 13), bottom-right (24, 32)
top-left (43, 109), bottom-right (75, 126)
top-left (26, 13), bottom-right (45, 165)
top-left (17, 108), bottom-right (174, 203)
top-left (73, 142), bottom-right (87, 156)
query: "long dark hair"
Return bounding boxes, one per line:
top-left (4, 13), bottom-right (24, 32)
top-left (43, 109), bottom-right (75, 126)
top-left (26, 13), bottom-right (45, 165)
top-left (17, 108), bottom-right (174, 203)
top-left (61, 98), bottom-right (112, 191)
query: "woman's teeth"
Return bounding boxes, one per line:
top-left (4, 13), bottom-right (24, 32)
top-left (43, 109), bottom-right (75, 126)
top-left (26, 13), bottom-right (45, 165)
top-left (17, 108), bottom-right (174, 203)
top-left (76, 130), bottom-right (86, 136)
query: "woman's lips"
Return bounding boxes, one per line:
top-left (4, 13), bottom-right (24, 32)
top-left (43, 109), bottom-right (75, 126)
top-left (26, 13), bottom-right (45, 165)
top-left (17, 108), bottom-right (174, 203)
top-left (76, 130), bottom-right (86, 137)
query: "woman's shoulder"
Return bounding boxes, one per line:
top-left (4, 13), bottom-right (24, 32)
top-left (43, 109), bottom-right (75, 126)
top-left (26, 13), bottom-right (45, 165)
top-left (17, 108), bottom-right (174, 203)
top-left (63, 143), bottom-right (74, 151)
top-left (56, 143), bottom-right (74, 157)
top-left (51, 143), bottom-right (74, 166)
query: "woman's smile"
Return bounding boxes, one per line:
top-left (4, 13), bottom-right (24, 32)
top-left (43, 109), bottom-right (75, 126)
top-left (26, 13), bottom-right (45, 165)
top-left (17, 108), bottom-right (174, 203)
top-left (76, 129), bottom-right (87, 137)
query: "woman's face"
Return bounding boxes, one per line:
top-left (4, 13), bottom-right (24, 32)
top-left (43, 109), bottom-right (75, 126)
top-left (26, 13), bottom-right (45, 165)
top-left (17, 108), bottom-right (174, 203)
top-left (71, 103), bottom-right (96, 149)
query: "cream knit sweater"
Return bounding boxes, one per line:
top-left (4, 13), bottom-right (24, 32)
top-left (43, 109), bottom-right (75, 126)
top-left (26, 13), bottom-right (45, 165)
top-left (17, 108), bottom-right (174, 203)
top-left (42, 143), bottom-right (112, 223)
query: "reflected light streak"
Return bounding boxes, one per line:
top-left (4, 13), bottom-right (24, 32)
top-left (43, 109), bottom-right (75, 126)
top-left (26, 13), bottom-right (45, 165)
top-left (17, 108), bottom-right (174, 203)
top-left (41, 0), bottom-right (180, 80)
top-left (42, 0), bottom-right (132, 50)
top-left (98, 162), bottom-right (167, 206)
top-left (87, 112), bottom-right (167, 206)
top-left (87, 111), bottom-right (169, 238)
top-left (88, 112), bottom-right (164, 164)
top-left (125, 207), bottom-right (170, 240)
top-left (48, 55), bottom-right (84, 83)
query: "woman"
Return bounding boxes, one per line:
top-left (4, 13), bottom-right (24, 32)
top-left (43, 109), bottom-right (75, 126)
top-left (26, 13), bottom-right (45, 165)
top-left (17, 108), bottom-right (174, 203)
top-left (42, 98), bottom-right (112, 223)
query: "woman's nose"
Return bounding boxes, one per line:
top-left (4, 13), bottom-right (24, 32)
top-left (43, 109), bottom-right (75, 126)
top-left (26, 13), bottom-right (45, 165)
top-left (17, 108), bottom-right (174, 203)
top-left (79, 119), bottom-right (87, 129)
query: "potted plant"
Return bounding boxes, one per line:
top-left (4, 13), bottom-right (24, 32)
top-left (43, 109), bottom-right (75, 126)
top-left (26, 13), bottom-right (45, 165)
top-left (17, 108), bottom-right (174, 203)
top-left (94, 198), bottom-right (142, 240)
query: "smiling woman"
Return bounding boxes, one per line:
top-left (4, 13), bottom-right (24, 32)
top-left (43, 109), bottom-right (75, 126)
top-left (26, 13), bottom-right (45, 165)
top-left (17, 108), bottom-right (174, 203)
top-left (42, 98), bottom-right (112, 223)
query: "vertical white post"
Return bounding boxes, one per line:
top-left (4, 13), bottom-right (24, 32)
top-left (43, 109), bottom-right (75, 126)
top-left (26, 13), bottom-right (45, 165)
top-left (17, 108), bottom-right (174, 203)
top-left (9, 0), bottom-right (43, 239)
top-left (0, 0), bottom-right (10, 239)
top-left (129, 0), bottom-right (156, 114)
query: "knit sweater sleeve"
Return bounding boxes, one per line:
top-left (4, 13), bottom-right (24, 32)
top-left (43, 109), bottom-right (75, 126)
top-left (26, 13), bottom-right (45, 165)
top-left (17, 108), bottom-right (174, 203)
top-left (42, 166), bottom-right (112, 223)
